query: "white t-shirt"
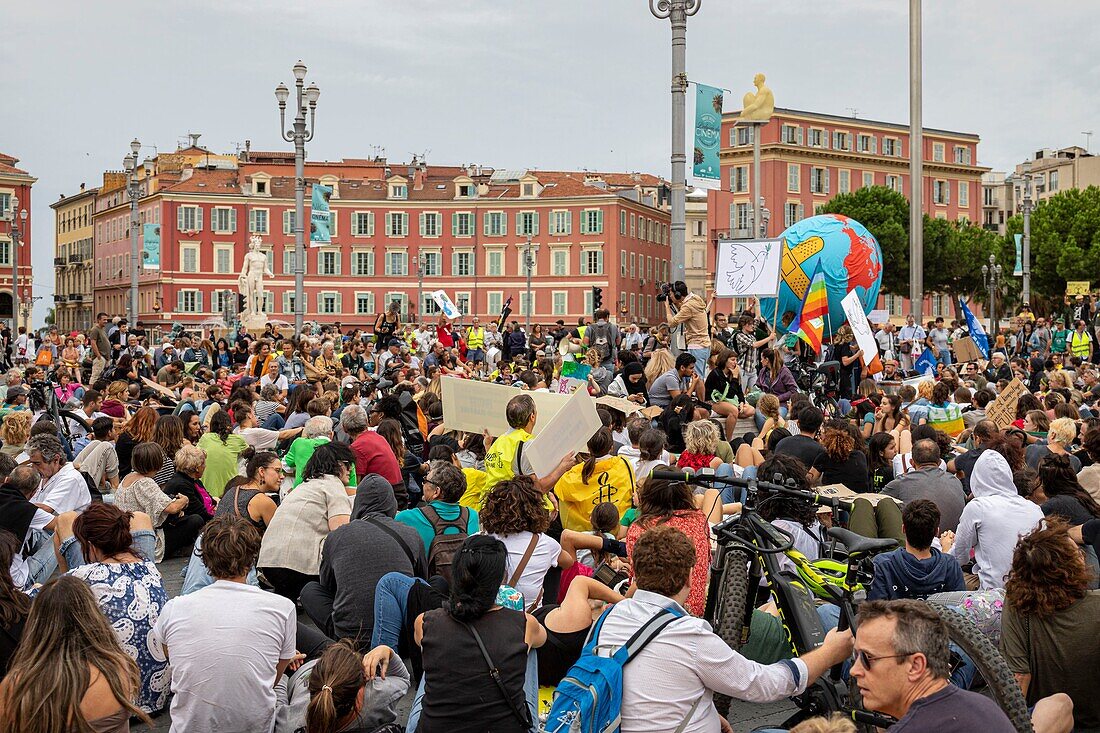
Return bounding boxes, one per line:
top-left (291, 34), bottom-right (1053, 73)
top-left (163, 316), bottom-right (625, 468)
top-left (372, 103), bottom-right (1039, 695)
top-left (153, 580), bottom-right (296, 733)
top-left (69, 409), bottom-right (109, 440)
top-left (31, 462), bottom-right (91, 515)
top-left (493, 531), bottom-right (561, 611)
top-left (259, 374), bottom-right (289, 392)
top-left (235, 426), bottom-right (280, 452)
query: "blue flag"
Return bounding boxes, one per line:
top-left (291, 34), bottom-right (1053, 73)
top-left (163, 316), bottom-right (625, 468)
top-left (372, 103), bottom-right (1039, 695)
top-left (915, 348), bottom-right (937, 377)
top-left (959, 297), bottom-right (989, 358)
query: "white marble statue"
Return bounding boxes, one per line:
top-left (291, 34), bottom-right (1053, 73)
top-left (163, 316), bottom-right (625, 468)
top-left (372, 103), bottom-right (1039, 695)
top-left (238, 234), bottom-right (273, 319)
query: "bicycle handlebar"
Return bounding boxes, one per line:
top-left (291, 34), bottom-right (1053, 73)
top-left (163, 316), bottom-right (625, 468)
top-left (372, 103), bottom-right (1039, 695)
top-left (648, 469), bottom-right (854, 511)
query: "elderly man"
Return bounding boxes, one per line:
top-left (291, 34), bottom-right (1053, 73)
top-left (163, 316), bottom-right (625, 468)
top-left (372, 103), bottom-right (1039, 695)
top-left (341, 404), bottom-right (405, 508)
top-left (28, 433), bottom-right (91, 516)
top-left (898, 315), bottom-right (926, 373)
top-left (984, 352), bottom-right (1013, 383)
top-left (0, 368), bottom-right (22, 403)
top-left (395, 462), bottom-right (478, 554)
top-left (883, 439), bottom-right (965, 532)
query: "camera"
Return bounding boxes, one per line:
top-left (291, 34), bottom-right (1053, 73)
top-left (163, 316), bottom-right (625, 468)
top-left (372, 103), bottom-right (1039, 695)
top-left (655, 281), bottom-right (672, 303)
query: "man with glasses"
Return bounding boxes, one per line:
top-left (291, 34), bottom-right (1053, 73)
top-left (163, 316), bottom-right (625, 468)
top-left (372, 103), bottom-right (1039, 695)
top-left (984, 352), bottom-right (1013, 384)
top-left (851, 599), bottom-right (1071, 733)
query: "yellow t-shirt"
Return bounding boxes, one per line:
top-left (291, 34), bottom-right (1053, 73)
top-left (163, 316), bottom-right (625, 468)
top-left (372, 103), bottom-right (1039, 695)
top-left (554, 455), bottom-right (636, 532)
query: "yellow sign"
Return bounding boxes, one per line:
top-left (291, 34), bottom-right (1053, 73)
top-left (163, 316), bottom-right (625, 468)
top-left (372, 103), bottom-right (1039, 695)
top-left (1066, 281), bottom-right (1091, 295)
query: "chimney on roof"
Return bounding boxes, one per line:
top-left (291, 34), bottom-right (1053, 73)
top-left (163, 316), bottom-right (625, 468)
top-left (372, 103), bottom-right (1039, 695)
top-left (189, 133), bottom-right (201, 148)
top-left (79, 183), bottom-right (86, 192)
top-left (240, 140), bottom-right (251, 162)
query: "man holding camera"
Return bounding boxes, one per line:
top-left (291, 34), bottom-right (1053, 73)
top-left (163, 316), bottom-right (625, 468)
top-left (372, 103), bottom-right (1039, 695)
top-left (662, 281), bottom-right (711, 378)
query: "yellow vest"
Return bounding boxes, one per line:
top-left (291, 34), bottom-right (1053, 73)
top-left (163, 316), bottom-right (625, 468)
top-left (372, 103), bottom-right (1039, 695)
top-left (1071, 331), bottom-right (1092, 357)
top-left (483, 428), bottom-right (532, 490)
top-left (467, 327), bottom-right (485, 349)
top-left (459, 467), bottom-right (490, 510)
top-left (554, 456), bottom-right (636, 532)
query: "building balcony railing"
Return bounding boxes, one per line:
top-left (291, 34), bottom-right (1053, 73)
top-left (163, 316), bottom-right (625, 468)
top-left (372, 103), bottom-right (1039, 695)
top-left (68, 294), bottom-right (84, 302)
top-left (710, 228), bottom-right (754, 243)
top-left (68, 254), bottom-right (82, 264)
top-left (53, 257), bottom-right (65, 266)
top-left (982, 224), bottom-right (1000, 232)
top-left (53, 293), bottom-right (65, 303)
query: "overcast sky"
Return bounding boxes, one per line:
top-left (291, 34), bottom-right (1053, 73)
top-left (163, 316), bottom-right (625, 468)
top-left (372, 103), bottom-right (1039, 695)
top-left (3, 0), bottom-right (1097, 324)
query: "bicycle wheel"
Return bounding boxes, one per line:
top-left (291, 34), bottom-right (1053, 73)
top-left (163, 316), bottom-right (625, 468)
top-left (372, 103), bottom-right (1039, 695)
top-left (931, 603), bottom-right (1033, 733)
top-left (710, 547), bottom-right (752, 717)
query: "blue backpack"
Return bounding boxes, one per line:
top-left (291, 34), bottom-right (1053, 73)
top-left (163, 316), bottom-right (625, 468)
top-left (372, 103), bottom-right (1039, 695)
top-left (542, 604), bottom-right (689, 733)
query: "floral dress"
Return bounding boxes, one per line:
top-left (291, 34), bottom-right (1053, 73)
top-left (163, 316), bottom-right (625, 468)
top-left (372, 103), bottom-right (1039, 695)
top-left (626, 510), bottom-right (712, 616)
top-left (69, 561), bottom-right (170, 713)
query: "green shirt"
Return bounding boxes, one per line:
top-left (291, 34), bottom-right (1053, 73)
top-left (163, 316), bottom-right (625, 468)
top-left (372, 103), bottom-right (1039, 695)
top-left (1051, 328), bottom-right (1071, 353)
top-left (196, 432), bottom-right (249, 499)
top-left (284, 436), bottom-right (357, 488)
top-left (394, 500), bottom-right (480, 553)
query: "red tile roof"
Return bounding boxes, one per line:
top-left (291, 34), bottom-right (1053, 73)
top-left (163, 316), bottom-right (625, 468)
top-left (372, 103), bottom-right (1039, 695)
top-left (160, 169), bottom-right (241, 194)
top-left (0, 153), bottom-right (29, 175)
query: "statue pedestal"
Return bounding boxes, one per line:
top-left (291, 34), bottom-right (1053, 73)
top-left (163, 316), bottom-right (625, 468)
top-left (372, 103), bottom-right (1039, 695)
top-left (240, 313), bottom-right (270, 332)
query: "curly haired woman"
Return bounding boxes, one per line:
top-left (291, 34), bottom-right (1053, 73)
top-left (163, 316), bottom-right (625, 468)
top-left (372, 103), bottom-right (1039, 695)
top-left (809, 419), bottom-right (869, 493)
top-left (481, 476), bottom-right (573, 611)
top-left (1002, 518), bottom-right (1100, 730)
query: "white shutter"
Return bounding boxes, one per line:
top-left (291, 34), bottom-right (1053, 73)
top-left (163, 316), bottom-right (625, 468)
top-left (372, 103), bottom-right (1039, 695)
top-left (824, 169), bottom-right (830, 194)
top-left (229, 208), bottom-right (237, 232)
top-left (177, 207), bottom-right (185, 230)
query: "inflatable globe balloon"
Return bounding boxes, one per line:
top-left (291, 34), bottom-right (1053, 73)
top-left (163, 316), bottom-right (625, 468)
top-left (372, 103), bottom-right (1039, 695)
top-left (759, 213), bottom-right (883, 337)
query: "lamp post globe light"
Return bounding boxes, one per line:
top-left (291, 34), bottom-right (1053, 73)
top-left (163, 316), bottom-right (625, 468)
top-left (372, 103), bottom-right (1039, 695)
top-left (1021, 159), bottom-right (1033, 307)
top-left (276, 60), bottom-right (320, 336)
top-left (8, 196), bottom-right (27, 331)
top-left (982, 254), bottom-right (1002, 337)
top-left (123, 142), bottom-right (155, 327)
top-left (650, 0), bottom-right (700, 284)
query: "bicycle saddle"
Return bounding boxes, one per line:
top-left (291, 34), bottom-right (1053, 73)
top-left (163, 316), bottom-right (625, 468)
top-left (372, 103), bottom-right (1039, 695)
top-left (827, 527), bottom-right (897, 556)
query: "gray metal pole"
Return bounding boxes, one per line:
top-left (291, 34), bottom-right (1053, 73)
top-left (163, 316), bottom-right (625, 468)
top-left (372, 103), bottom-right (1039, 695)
top-left (525, 234), bottom-right (533, 334)
top-left (909, 0), bottom-right (923, 325)
top-left (752, 123), bottom-right (761, 237)
top-left (129, 173), bottom-right (140, 325)
top-left (417, 255), bottom-right (424, 324)
top-left (294, 112), bottom-right (306, 336)
top-left (651, 0), bottom-right (700, 284)
top-left (10, 208), bottom-right (19, 334)
top-left (1022, 174), bottom-right (1032, 306)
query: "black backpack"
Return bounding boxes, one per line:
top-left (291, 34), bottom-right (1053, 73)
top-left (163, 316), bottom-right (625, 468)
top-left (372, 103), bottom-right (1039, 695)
top-left (588, 322), bottom-right (613, 361)
top-left (420, 504), bottom-right (469, 582)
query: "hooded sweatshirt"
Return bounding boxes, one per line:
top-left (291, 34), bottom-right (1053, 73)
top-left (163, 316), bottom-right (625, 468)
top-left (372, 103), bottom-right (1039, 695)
top-left (317, 474), bottom-right (426, 647)
top-left (868, 547), bottom-right (966, 601)
top-left (952, 451), bottom-right (1044, 590)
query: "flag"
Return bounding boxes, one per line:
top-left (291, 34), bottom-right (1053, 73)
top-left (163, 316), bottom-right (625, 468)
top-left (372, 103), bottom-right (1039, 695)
top-left (788, 262), bottom-right (827, 353)
top-left (959, 298), bottom-right (989, 359)
top-left (915, 348), bottom-right (937, 377)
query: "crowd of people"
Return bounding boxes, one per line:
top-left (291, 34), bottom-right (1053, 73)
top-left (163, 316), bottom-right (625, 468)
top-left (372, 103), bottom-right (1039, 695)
top-left (0, 283), bottom-right (1096, 733)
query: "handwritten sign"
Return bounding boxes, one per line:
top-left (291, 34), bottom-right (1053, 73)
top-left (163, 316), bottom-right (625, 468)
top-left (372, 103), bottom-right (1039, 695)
top-left (440, 377), bottom-right (568, 436)
top-left (556, 377), bottom-right (587, 394)
top-left (952, 336), bottom-right (983, 363)
top-left (986, 377), bottom-right (1026, 429)
top-left (525, 389), bottom-right (602, 478)
top-left (817, 483), bottom-right (901, 507)
top-left (595, 395), bottom-right (645, 415)
top-left (841, 290), bottom-right (882, 374)
top-left (1066, 281), bottom-right (1091, 296)
top-left (714, 239), bottom-right (782, 297)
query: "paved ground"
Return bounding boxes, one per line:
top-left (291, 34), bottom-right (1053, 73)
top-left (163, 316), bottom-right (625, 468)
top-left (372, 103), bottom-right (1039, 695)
top-left (137, 554), bottom-right (795, 732)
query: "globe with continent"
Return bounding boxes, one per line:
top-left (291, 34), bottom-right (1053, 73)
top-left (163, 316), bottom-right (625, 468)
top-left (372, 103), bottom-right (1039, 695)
top-left (759, 213), bottom-right (883, 338)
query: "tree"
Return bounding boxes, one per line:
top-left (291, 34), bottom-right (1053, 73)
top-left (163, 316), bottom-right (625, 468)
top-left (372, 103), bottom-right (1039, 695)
top-left (1002, 185), bottom-right (1100, 314)
top-left (44, 308), bottom-right (55, 327)
top-left (819, 186), bottom-right (909, 296)
top-left (925, 220), bottom-right (1000, 319)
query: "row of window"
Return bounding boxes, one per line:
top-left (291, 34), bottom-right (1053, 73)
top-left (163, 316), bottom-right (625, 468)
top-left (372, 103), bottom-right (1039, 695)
top-left (734, 124), bottom-right (974, 165)
top-left (56, 203), bottom-right (94, 235)
top-left (175, 206), bottom-right (611, 239)
top-left (96, 207), bottom-right (161, 243)
top-left (174, 287), bottom-right (648, 319)
top-left (773, 165), bottom-right (971, 207)
top-left (96, 245), bottom-right (611, 280)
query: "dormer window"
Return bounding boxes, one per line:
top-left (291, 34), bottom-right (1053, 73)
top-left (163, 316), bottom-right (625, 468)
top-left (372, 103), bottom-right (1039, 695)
top-left (255, 181), bottom-right (267, 195)
top-left (251, 173), bottom-right (272, 197)
top-left (522, 183), bottom-right (534, 197)
top-left (319, 175), bottom-right (340, 199)
top-left (390, 184), bottom-right (408, 200)
top-left (459, 184), bottom-right (476, 198)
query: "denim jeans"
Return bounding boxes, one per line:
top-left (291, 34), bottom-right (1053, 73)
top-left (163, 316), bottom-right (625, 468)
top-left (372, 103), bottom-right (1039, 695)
top-left (180, 532), bottom-right (259, 595)
top-left (371, 571), bottom-right (429, 651)
top-left (715, 463), bottom-right (745, 505)
top-left (23, 528), bottom-right (59, 589)
top-left (687, 347), bottom-right (710, 380)
top-left (406, 648), bottom-right (539, 732)
top-left (59, 529), bottom-right (156, 569)
top-left (262, 412), bottom-right (286, 431)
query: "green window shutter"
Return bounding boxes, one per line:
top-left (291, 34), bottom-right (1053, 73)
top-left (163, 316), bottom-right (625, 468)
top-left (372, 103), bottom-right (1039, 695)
top-left (580, 212), bottom-right (588, 235)
top-left (177, 207), bottom-right (184, 230)
top-left (484, 213), bottom-right (491, 236)
top-left (367, 212), bottom-right (374, 236)
top-left (516, 213), bottom-right (522, 236)
top-left (532, 212), bottom-right (539, 235)
top-left (196, 208), bottom-right (203, 231)
top-left (499, 212), bottom-right (507, 235)
top-left (451, 213), bottom-right (458, 236)
top-left (419, 212), bottom-right (426, 236)
top-left (229, 209), bottom-right (237, 232)
top-left (385, 212), bottom-right (392, 236)
top-left (596, 210), bottom-right (604, 234)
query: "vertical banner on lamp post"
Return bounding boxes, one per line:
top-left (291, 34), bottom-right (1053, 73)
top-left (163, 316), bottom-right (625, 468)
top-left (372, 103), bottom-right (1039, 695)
top-left (310, 184), bottom-right (332, 246)
top-left (688, 82), bottom-right (723, 190)
top-left (1013, 233), bottom-right (1023, 276)
top-left (142, 223), bottom-right (161, 271)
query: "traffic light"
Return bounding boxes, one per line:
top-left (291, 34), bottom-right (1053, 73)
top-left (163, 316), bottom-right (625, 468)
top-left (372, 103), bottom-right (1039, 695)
top-left (236, 294), bottom-right (246, 314)
top-left (592, 286), bottom-right (603, 311)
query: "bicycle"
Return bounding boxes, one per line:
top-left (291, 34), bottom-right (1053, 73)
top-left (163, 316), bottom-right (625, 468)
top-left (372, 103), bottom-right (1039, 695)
top-left (650, 469), bottom-right (1033, 733)
top-left (790, 359), bottom-right (842, 418)
top-left (26, 378), bottom-right (90, 453)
